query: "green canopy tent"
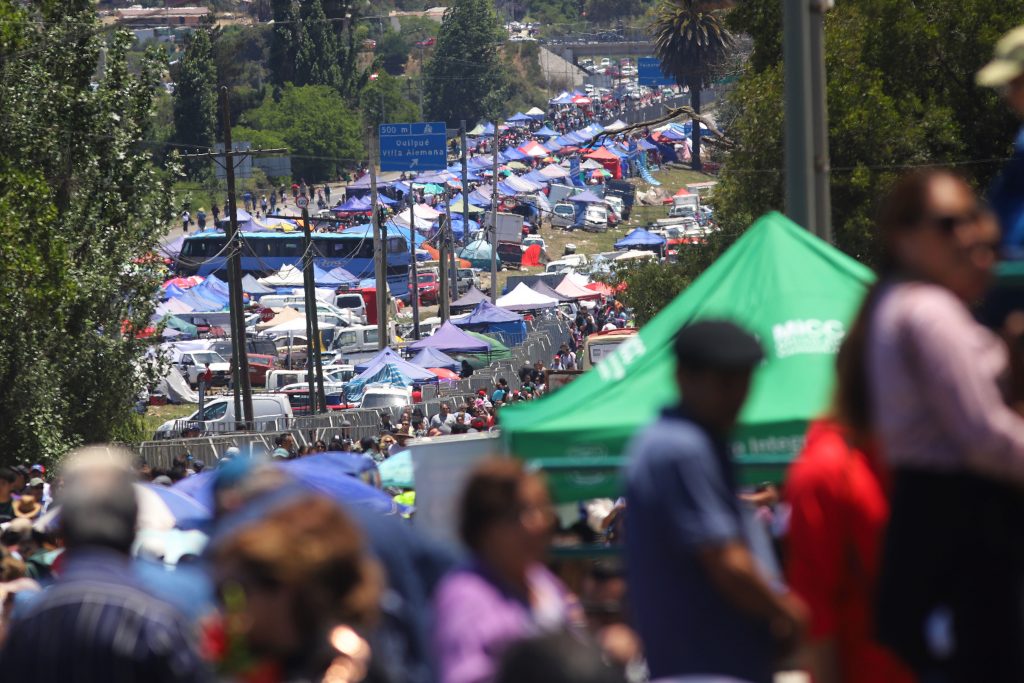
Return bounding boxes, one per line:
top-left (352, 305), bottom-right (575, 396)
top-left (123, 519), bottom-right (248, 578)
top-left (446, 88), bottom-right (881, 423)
top-left (451, 330), bottom-right (512, 369)
top-left (500, 212), bottom-right (875, 501)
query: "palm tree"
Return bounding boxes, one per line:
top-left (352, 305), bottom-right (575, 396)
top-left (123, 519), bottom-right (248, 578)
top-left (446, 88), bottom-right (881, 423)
top-left (651, 0), bottom-right (733, 171)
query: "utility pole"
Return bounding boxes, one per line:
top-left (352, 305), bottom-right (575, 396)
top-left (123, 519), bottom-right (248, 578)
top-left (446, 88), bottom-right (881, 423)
top-left (299, 200), bottom-right (327, 413)
top-left (368, 131), bottom-right (388, 350)
top-left (783, 0), bottom-right (816, 233)
top-left (440, 198), bottom-right (452, 322)
top-left (459, 121), bottom-right (468, 298)
top-left (409, 194), bottom-right (421, 339)
top-left (490, 122), bottom-right (499, 303)
top-left (809, 0), bottom-right (833, 242)
top-left (182, 88), bottom-right (287, 429)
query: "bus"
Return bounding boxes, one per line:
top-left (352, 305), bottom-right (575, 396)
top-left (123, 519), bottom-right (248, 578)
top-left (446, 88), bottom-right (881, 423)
top-left (175, 231), bottom-right (412, 298)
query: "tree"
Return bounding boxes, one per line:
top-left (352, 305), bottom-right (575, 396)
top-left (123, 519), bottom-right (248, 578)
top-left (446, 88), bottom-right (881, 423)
top-left (378, 30), bottom-right (410, 75)
top-left (423, 0), bottom-right (511, 126)
top-left (295, 0), bottom-right (342, 88)
top-left (269, 0), bottom-right (296, 85)
top-left (585, 0), bottom-right (650, 22)
top-left (173, 26), bottom-right (218, 172)
top-left (651, 0), bottom-right (733, 171)
top-left (242, 85), bottom-right (364, 181)
top-left (714, 0), bottom-right (1022, 263)
top-left (360, 73), bottom-right (420, 130)
top-left (0, 1), bottom-right (176, 463)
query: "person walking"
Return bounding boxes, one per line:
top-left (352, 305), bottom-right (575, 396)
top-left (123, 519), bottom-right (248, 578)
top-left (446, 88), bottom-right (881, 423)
top-left (196, 207), bottom-right (206, 231)
top-left (838, 169), bottom-right (1024, 683)
top-left (624, 321), bottom-right (807, 683)
top-left (260, 194), bottom-right (268, 216)
top-left (181, 208), bottom-right (191, 234)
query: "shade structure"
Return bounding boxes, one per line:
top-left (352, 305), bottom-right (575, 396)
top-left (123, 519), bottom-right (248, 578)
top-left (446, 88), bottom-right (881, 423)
top-left (451, 286), bottom-right (489, 309)
top-left (335, 196), bottom-right (372, 212)
top-left (526, 106), bottom-right (546, 119)
top-left (313, 264), bottom-right (358, 286)
top-left (519, 140), bottom-right (549, 158)
top-left (555, 276), bottom-right (603, 300)
top-left (586, 281), bottom-right (616, 296)
top-left (173, 453), bottom-right (401, 516)
top-left (241, 274), bottom-right (275, 295)
top-left (40, 482), bottom-right (212, 533)
top-left (407, 321), bottom-right (490, 353)
top-left (453, 300), bottom-right (528, 346)
top-left (496, 282), bottom-right (558, 311)
top-left (258, 264), bottom-right (305, 287)
top-left (354, 347), bottom-right (436, 380)
top-left (538, 164), bottom-right (570, 179)
top-left (255, 306), bottom-right (302, 331)
top-left (568, 190), bottom-right (604, 204)
top-left (530, 279), bottom-right (571, 302)
top-left (534, 125), bottom-right (557, 138)
top-left (451, 330), bottom-right (512, 368)
top-left (500, 212), bottom-right (875, 500)
top-left (614, 228), bottom-right (667, 250)
top-left (410, 347), bottom-right (462, 373)
top-left (604, 119), bottom-right (627, 132)
top-left (506, 112), bottom-right (533, 125)
top-left (427, 367), bottom-right (460, 381)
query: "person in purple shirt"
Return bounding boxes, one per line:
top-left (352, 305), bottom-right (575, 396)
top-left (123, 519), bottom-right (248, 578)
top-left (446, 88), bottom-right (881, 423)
top-left (433, 459), bottom-right (582, 683)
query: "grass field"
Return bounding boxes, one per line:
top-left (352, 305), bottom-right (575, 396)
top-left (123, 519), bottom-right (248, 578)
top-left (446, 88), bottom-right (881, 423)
top-left (142, 403), bottom-right (196, 436)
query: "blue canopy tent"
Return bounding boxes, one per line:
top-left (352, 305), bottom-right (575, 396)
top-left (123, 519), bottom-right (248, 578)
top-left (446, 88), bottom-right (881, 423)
top-left (241, 274), bottom-right (275, 295)
top-left (449, 215), bottom-right (478, 240)
top-left (344, 173), bottom-right (374, 198)
top-left (450, 286), bottom-right (489, 310)
top-left (569, 190), bottom-right (604, 204)
top-left (452, 300), bottom-right (528, 347)
top-left (313, 265), bottom-right (358, 286)
top-left (614, 228), bottom-right (668, 250)
top-left (163, 283), bottom-right (187, 299)
top-left (354, 347), bottom-right (436, 378)
top-left (409, 347), bottom-right (462, 373)
top-left (334, 196), bottom-right (371, 212)
top-left (501, 147), bottom-right (529, 162)
top-left (160, 235), bottom-right (185, 260)
top-left (549, 92), bottom-right (574, 105)
top-left (534, 125), bottom-right (557, 138)
top-left (377, 193), bottom-right (399, 207)
top-left (407, 321), bottom-right (490, 353)
top-left (505, 112), bottom-right (533, 126)
top-left (342, 223), bottom-right (428, 247)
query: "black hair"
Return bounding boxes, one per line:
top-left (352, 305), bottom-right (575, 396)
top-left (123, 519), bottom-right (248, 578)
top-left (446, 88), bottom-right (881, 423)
top-left (0, 468), bottom-right (14, 484)
top-left (495, 633), bottom-right (624, 683)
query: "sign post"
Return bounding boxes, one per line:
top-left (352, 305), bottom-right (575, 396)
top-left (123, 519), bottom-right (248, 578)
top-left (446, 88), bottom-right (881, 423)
top-left (378, 122), bottom-right (448, 336)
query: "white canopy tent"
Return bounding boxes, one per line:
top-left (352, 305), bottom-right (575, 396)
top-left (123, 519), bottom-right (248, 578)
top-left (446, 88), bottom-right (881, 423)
top-left (258, 265), bottom-right (304, 287)
top-left (495, 283), bottom-right (558, 311)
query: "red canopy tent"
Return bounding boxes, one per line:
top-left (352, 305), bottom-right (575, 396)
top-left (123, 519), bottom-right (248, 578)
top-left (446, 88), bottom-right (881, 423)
top-left (583, 146), bottom-right (622, 179)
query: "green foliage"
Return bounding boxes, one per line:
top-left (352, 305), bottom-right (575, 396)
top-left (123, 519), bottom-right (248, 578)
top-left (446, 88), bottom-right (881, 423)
top-left (242, 85), bottom-right (364, 181)
top-left (651, 0), bottom-right (733, 171)
top-left (584, 0), bottom-right (651, 22)
top-left (423, 0), bottom-right (511, 126)
top-left (378, 30), bottom-right (410, 75)
top-left (360, 73), bottom-right (420, 130)
top-left (0, 3), bottom-right (176, 465)
top-left (269, 0), bottom-right (366, 98)
top-left (716, 0), bottom-right (1021, 264)
top-left (173, 26), bottom-right (218, 171)
top-left (295, 0), bottom-right (343, 88)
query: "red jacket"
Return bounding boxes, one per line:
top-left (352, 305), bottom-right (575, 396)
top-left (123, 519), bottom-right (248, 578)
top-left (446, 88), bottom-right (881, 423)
top-left (786, 420), bottom-right (914, 683)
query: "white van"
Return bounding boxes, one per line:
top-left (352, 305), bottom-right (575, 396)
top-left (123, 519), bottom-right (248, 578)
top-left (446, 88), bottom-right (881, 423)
top-left (360, 385), bottom-right (412, 409)
top-left (153, 394), bottom-right (293, 439)
top-left (584, 205), bottom-right (609, 232)
top-left (333, 292), bottom-right (367, 324)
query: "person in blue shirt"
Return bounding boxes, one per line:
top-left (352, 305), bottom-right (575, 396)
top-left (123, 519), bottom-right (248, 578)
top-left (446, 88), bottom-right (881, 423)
top-left (978, 27), bottom-right (1024, 257)
top-left (492, 377), bottom-right (509, 403)
top-left (623, 321), bottom-right (807, 683)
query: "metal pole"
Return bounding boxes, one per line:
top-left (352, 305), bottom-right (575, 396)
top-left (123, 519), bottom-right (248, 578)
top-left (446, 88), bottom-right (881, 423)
top-left (221, 87), bottom-right (254, 430)
top-left (459, 121), bottom-right (469, 295)
top-left (300, 205), bottom-right (326, 413)
top-left (782, 0), bottom-right (815, 232)
top-left (409, 195), bottom-right (421, 339)
top-left (809, 0), bottom-right (832, 242)
top-left (440, 198), bottom-right (452, 322)
top-left (368, 132), bottom-right (387, 350)
top-left (490, 122), bottom-right (499, 303)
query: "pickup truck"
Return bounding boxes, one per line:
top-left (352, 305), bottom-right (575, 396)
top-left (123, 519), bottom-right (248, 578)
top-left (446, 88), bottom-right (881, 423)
top-left (456, 268), bottom-right (481, 294)
top-left (176, 351), bottom-right (231, 388)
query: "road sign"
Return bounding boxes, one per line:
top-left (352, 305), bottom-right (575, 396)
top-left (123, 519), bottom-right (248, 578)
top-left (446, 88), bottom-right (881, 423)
top-left (379, 122), bottom-right (448, 172)
top-left (638, 57), bottom-right (675, 87)
top-left (296, 195), bottom-right (309, 209)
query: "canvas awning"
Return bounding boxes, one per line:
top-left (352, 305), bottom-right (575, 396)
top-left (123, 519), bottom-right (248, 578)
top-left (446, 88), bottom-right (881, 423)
top-left (500, 212), bottom-right (875, 500)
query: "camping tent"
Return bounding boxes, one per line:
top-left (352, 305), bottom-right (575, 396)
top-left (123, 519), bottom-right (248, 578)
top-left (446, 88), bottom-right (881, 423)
top-left (459, 241), bottom-right (499, 270)
top-left (451, 286), bottom-right (489, 310)
top-left (407, 321), bottom-right (490, 353)
top-left (500, 212), bottom-right (874, 500)
top-left (496, 283), bottom-right (558, 311)
top-left (614, 228), bottom-right (667, 250)
top-left (453, 300), bottom-right (528, 346)
top-left (410, 347), bottom-right (462, 373)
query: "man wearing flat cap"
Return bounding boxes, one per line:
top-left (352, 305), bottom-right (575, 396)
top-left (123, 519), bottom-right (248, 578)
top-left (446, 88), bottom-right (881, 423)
top-left (978, 26), bottom-right (1024, 257)
top-left (623, 320), bottom-right (807, 683)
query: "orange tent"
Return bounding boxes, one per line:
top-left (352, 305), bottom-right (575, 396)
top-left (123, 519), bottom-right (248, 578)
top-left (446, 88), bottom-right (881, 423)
top-left (521, 244), bottom-right (543, 267)
top-left (422, 243), bottom-right (471, 268)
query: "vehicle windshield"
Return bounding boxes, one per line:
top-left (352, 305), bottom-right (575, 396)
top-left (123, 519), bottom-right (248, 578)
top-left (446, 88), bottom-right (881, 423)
top-left (198, 401), bottom-right (228, 421)
top-left (361, 393), bottom-right (408, 409)
top-left (417, 274), bottom-right (435, 283)
top-left (555, 205), bottom-right (573, 215)
top-left (190, 352), bottom-right (225, 365)
top-left (335, 295), bottom-right (363, 309)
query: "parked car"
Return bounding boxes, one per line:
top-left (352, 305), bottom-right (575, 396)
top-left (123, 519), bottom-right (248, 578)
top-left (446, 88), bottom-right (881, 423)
top-left (584, 204), bottom-right (609, 232)
top-left (176, 351), bottom-right (231, 388)
top-left (360, 385), bottom-right (412, 409)
top-left (456, 268), bottom-right (480, 294)
top-left (551, 202), bottom-right (576, 228)
top-left (412, 272), bottom-right (440, 305)
top-left (153, 394), bottom-right (293, 439)
top-left (333, 292), bottom-right (368, 324)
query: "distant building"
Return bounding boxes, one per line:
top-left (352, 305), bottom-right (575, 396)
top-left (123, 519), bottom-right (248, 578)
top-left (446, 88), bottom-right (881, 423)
top-left (389, 6), bottom-right (447, 31)
top-left (115, 6), bottom-right (210, 28)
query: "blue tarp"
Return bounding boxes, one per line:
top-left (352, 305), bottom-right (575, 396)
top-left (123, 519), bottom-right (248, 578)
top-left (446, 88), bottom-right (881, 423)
top-left (614, 228), bottom-right (667, 249)
top-left (409, 347), bottom-right (462, 372)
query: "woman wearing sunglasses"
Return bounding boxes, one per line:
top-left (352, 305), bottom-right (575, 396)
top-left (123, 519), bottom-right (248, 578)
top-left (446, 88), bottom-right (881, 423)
top-left (836, 169), bottom-right (1024, 683)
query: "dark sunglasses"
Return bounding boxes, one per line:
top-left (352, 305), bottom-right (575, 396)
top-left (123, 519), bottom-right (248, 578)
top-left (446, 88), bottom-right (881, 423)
top-left (924, 207), bottom-right (983, 233)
